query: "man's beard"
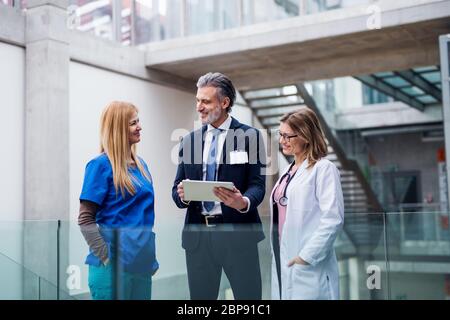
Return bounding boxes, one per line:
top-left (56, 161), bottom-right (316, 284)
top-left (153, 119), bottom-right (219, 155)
top-left (203, 105), bottom-right (222, 125)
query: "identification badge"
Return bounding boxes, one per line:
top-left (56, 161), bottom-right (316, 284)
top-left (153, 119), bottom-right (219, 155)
top-left (230, 150), bottom-right (249, 164)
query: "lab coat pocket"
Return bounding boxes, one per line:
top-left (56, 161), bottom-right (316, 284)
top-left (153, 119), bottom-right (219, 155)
top-left (290, 263), bottom-right (321, 300)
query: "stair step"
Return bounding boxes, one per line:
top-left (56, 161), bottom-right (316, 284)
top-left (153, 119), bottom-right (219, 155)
top-left (340, 175), bottom-right (358, 182)
top-left (344, 195), bottom-right (368, 202)
top-left (344, 201), bottom-right (370, 207)
top-left (326, 153), bottom-right (338, 161)
top-left (340, 180), bottom-right (361, 186)
top-left (339, 170), bottom-right (356, 177)
top-left (342, 189), bottom-right (365, 195)
top-left (345, 206), bottom-right (373, 210)
top-left (341, 184), bottom-right (365, 191)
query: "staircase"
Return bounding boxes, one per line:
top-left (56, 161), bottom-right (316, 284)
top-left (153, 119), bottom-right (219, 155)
top-left (240, 84), bottom-right (385, 254)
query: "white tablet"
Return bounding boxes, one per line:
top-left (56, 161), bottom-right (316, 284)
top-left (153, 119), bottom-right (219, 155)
top-left (182, 180), bottom-right (235, 202)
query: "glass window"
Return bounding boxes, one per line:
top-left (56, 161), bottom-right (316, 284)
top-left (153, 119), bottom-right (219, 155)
top-left (310, 79), bottom-right (336, 112)
top-left (219, 0), bottom-right (240, 30)
top-left (134, 0), bottom-right (161, 44)
top-left (420, 72), bottom-right (441, 84)
top-left (18, 0), bottom-right (26, 9)
top-left (383, 77), bottom-right (410, 88)
top-left (413, 66), bottom-right (437, 73)
top-left (186, 0), bottom-right (240, 36)
top-left (362, 84), bottom-right (391, 105)
top-left (306, 0), bottom-right (343, 14)
top-left (187, 0), bottom-right (218, 35)
top-left (241, 0), bottom-right (254, 26)
top-left (161, 0), bottom-right (182, 40)
top-left (69, 0), bottom-right (114, 41)
top-left (250, 0), bottom-right (297, 24)
top-left (374, 71), bottom-right (394, 78)
top-left (273, 0), bottom-right (299, 16)
top-left (1, 0), bottom-right (14, 6)
top-left (416, 95), bottom-right (438, 104)
top-left (401, 86), bottom-right (425, 96)
top-left (121, 0), bottom-right (132, 45)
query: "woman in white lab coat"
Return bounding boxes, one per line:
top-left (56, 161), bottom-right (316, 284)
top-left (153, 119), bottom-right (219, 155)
top-left (270, 107), bottom-right (344, 300)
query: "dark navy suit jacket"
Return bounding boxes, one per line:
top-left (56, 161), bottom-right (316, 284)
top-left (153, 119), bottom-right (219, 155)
top-left (172, 117), bottom-right (266, 251)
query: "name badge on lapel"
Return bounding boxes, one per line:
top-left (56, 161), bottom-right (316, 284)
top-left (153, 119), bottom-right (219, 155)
top-left (230, 150), bottom-right (249, 165)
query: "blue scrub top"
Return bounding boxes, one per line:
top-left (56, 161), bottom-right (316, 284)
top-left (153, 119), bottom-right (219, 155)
top-left (80, 153), bottom-right (159, 274)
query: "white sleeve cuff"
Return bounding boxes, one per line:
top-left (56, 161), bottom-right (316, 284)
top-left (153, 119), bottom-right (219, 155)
top-left (237, 197), bottom-right (251, 213)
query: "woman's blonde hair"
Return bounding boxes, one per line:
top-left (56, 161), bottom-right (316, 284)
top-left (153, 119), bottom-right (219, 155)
top-left (280, 107), bottom-right (328, 169)
top-left (100, 101), bottom-right (151, 197)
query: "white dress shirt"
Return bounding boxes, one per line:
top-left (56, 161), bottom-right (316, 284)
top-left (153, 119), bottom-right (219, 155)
top-left (201, 115), bottom-right (250, 215)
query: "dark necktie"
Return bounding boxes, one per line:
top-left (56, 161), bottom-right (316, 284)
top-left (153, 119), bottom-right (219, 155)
top-left (204, 128), bottom-right (222, 212)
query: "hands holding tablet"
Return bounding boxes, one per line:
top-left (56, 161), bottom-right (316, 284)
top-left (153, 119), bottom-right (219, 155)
top-left (177, 179), bottom-right (248, 211)
top-left (177, 181), bottom-right (187, 203)
top-left (213, 186), bottom-right (248, 211)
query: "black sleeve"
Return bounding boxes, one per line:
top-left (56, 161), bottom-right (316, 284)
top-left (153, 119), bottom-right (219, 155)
top-left (172, 137), bottom-right (189, 209)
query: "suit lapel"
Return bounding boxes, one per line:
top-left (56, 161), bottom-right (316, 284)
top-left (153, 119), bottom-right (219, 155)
top-left (218, 117), bottom-right (240, 177)
top-left (191, 125), bottom-right (207, 180)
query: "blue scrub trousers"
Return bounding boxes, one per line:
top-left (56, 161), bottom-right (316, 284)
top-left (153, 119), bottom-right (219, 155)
top-left (88, 263), bottom-right (152, 300)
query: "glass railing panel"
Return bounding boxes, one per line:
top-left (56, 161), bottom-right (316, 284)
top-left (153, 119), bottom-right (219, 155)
top-left (22, 220), bottom-right (60, 299)
top-left (305, 0), bottom-right (372, 15)
top-left (335, 212), bottom-right (388, 300)
top-left (139, 0), bottom-right (376, 43)
top-left (0, 251), bottom-right (28, 299)
top-left (0, 250), bottom-right (75, 300)
top-left (15, 211), bottom-right (449, 300)
top-left (7, 0), bottom-right (377, 45)
top-left (68, 0), bottom-right (114, 42)
top-left (385, 211), bottom-right (450, 300)
top-left (0, 220), bottom-right (77, 300)
top-left (64, 218), bottom-right (193, 300)
top-left (186, 0), bottom-right (241, 36)
top-left (66, 216), bottom-right (275, 300)
top-left (0, 221), bottom-right (24, 266)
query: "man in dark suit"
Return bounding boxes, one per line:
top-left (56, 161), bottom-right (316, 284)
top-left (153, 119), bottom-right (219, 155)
top-left (172, 72), bottom-right (266, 300)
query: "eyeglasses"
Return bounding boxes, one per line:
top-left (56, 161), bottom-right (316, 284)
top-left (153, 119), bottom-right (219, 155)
top-left (277, 130), bottom-right (298, 142)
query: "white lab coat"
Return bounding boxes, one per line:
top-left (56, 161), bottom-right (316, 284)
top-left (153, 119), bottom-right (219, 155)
top-left (270, 158), bottom-right (344, 300)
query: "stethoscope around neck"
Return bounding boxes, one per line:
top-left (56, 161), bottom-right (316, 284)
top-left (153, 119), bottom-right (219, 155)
top-left (273, 161), bottom-right (298, 207)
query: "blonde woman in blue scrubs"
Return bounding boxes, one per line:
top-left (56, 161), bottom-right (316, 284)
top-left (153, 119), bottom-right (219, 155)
top-left (78, 101), bottom-right (158, 300)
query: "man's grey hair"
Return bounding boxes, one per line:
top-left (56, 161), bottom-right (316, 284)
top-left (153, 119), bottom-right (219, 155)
top-left (196, 72), bottom-right (236, 113)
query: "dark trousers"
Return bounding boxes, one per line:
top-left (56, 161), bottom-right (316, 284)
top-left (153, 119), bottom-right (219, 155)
top-left (185, 230), bottom-right (262, 300)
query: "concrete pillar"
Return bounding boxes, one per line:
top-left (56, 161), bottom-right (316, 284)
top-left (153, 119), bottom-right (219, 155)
top-left (24, 0), bottom-right (70, 299)
top-left (440, 35), bottom-right (450, 213)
